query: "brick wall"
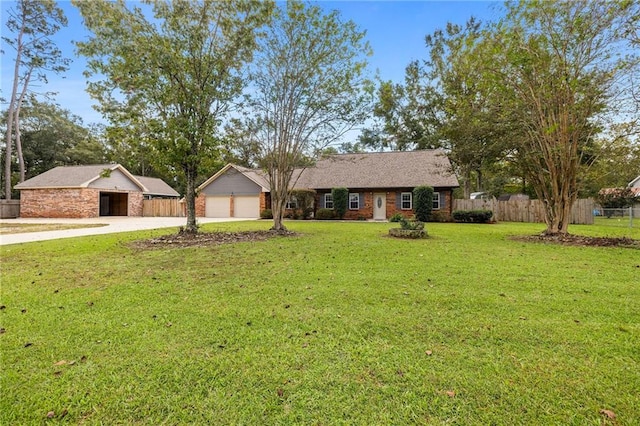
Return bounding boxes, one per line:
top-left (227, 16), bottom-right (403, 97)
top-left (195, 195), bottom-right (206, 217)
top-left (20, 188), bottom-right (99, 218)
top-left (20, 188), bottom-right (145, 218)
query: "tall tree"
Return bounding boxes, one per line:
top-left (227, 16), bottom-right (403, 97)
top-left (2, 0), bottom-right (69, 198)
top-left (73, 0), bottom-right (274, 233)
top-left (246, 1), bottom-right (372, 231)
top-left (490, 0), bottom-right (639, 234)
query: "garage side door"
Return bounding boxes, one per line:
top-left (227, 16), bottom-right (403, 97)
top-left (205, 196), bottom-right (230, 218)
top-left (234, 195), bottom-right (260, 218)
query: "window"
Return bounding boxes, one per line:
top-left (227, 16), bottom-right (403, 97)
top-left (285, 196), bottom-right (297, 210)
top-left (324, 193), bottom-right (334, 209)
top-left (401, 192), bottom-right (412, 210)
top-left (349, 193), bottom-right (359, 210)
top-left (432, 192), bottom-right (440, 210)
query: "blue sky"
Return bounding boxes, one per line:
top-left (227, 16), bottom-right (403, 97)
top-left (1, 1), bottom-right (502, 126)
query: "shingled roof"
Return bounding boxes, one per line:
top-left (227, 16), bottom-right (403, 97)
top-left (134, 176), bottom-right (180, 197)
top-left (295, 150), bottom-right (458, 189)
top-left (14, 164), bottom-right (146, 191)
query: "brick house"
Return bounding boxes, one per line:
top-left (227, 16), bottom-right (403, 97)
top-left (14, 164), bottom-right (178, 218)
top-left (197, 150), bottom-right (459, 220)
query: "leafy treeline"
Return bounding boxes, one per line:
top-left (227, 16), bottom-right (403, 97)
top-left (364, 0), bottom-right (639, 234)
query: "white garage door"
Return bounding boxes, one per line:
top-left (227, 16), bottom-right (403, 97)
top-left (205, 196), bottom-right (230, 218)
top-left (234, 195), bottom-right (260, 218)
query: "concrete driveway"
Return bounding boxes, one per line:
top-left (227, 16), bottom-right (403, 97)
top-left (0, 217), bottom-right (255, 246)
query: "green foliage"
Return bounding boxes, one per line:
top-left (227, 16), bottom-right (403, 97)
top-left (289, 189), bottom-right (316, 220)
top-left (413, 185), bottom-right (434, 222)
top-left (260, 209), bottom-right (273, 219)
top-left (398, 217), bottom-right (425, 230)
top-left (453, 210), bottom-right (494, 223)
top-left (428, 210), bottom-right (450, 222)
top-left (331, 187), bottom-right (348, 219)
top-left (596, 188), bottom-right (638, 209)
top-left (389, 212), bottom-right (404, 222)
top-left (315, 208), bottom-right (335, 220)
top-left (245, 0), bottom-right (372, 230)
top-left (73, 0), bottom-right (274, 232)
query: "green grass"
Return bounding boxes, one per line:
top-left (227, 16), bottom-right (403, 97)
top-left (1, 221), bottom-right (638, 425)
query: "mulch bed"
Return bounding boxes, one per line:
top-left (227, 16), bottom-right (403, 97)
top-left (511, 234), bottom-right (639, 248)
top-left (131, 229), bottom-right (297, 249)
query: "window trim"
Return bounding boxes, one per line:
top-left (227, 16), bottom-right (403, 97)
top-left (349, 193), bottom-right (359, 210)
top-left (432, 192), bottom-right (440, 210)
top-left (401, 192), bottom-right (412, 210)
top-left (285, 196), bottom-right (297, 210)
top-left (324, 193), bottom-right (334, 209)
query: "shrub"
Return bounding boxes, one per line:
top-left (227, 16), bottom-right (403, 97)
top-left (453, 210), bottom-right (493, 223)
top-left (389, 212), bottom-right (404, 222)
top-left (316, 208), bottom-right (335, 220)
top-left (290, 189), bottom-right (316, 219)
top-left (429, 210), bottom-right (450, 222)
top-left (331, 187), bottom-right (348, 219)
top-left (260, 209), bottom-right (273, 219)
top-left (413, 185), bottom-right (434, 222)
top-left (399, 217), bottom-right (425, 230)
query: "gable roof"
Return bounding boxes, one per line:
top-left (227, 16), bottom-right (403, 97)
top-left (14, 164), bottom-right (147, 191)
top-left (134, 175), bottom-right (180, 197)
top-left (295, 150), bottom-right (459, 189)
top-left (198, 164), bottom-right (270, 192)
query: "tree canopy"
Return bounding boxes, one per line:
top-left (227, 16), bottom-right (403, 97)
top-left (73, 0), bottom-right (274, 232)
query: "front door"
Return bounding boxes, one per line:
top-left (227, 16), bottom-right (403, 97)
top-left (373, 193), bottom-right (386, 220)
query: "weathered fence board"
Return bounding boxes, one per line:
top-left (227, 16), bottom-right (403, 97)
top-left (0, 200), bottom-right (20, 219)
top-left (452, 198), bottom-right (594, 225)
top-left (142, 199), bottom-right (184, 217)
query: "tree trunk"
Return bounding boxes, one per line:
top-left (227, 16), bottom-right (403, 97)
top-left (271, 195), bottom-right (286, 231)
top-left (14, 105), bottom-right (25, 183)
top-left (4, 113), bottom-right (14, 199)
top-left (183, 166), bottom-right (198, 233)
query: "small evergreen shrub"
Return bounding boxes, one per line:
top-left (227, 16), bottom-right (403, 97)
top-left (399, 217), bottom-right (425, 230)
top-left (452, 210), bottom-right (493, 223)
top-left (260, 209), bottom-right (273, 219)
top-left (331, 187), bottom-right (348, 219)
top-left (316, 208), bottom-right (335, 220)
top-left (429, 210), bottom-right (449, 222)
top-left (389, 212), bottom-right (404, 222)
top-left (413, 185), bottom-right (434, 222)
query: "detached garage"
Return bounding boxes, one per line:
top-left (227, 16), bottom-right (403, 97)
top-left (15, 164), bottom-right (148, 218)
top-left (196, 164), bottom-right (268, 218)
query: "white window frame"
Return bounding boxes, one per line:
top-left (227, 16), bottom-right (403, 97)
top-left (349, 193), bottom-right (359, 210)
top-left (432, 192), bottom-right (440, 210)
top-left (324, 193), bottom-right (334, 209)
top-left (401, 192), bottom-right (412, 210)
top-left (285, 196), bottom-right (297, 210)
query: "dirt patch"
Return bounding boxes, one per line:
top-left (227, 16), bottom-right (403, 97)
top-left (131, 229), bottom-right (297, 249)
top-left (511, 234), bottom-right (639, 248)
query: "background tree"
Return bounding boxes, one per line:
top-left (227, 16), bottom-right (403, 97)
top-left (73, 0), bottom-right (274, 233)
top-left (2, 0), bottom-right (69, 198)
top-left (245, 1), bottom-right (372, 231)
top-left (488, 0), bottom-right (639, 234)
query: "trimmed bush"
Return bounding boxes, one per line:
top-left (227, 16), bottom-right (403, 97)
top-left (331, 187), bottom-right (348, 219)
top-left (290, 189), bottom-right (316, 220)
top-left (413, 185), bottom-right (434, 222)
top-left (316, 208), bottom-right (335, 220)
top-left (260, 209), bottom-right (273, 219)
top-left (453, 209), bottom-right (493, 223)
top-left (399, 217), bottom-right (425, 230)
top-left (429, 210), bottom-right (450, 222)
top-left (389, 212), bottom-right (404, 222)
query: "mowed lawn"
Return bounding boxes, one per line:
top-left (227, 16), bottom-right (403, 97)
top-left (1, 221), bottom-right (638, 425)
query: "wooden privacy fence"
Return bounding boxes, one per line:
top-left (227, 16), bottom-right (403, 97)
top-left (142, 199), bottom-right (185, 217)
top-left (452, 198), bottom-right (594, 225)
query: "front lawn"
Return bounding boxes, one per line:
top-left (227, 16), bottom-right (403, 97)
top-left (1, 221), bottom-right (638, 424)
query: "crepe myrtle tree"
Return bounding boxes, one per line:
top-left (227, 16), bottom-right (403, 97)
top-left (246, 0), bottom-right (373, 231)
